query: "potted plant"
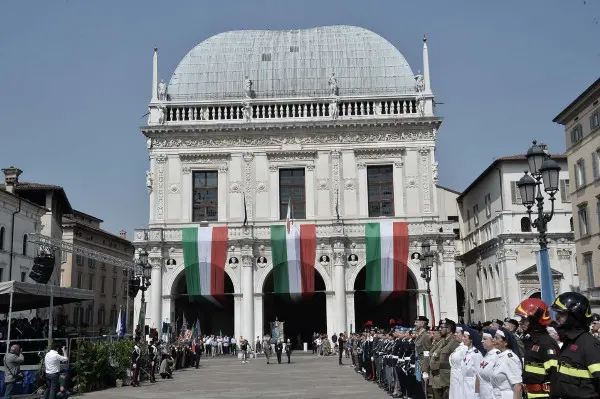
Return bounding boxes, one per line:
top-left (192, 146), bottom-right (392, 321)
top-left (111, 339), bottom-right (134, 387)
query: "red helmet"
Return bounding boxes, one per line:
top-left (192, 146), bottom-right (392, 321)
top-left (515, 298), bottom-right (552, 326)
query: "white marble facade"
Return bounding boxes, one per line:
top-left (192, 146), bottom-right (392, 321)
top-left (134, 26), bottom-right (461, 340)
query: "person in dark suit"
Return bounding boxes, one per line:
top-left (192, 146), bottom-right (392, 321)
top-left (275, 339), bottom-right (284, 364)
top-left (285, 339), bottom-right (292, 363)
top-left (338, 333), bottom-right (345, 365)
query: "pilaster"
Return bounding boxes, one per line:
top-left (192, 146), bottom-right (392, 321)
top-left (498, 245), bottom-right (519, 316)
top-left (439, 243), bottom-right (458, 321)
top-left (333, 240), bottom-right (347, 335)
top-left (234, 295), bottom-right (242, 341)
top-left (326, 292), bottom-right (335, 337)
top-left (241, 245), bottom-right (254, 342)
top-left (149, 254), bottom-right (163, 329)
top-left (393, 158), bottom-right (405, 216)
top-left (357, 162), bottom-right (368, 217)
top-left (254, 294), bottom-right (263, 341)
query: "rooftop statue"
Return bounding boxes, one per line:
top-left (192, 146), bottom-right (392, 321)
top-left (328, 73), bottom-right (339, 96)
top-left (158, 79), bottom-right (167, 101)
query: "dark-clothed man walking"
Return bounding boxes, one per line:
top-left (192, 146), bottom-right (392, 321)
top-left (285, 339), bottom-right (292, 363)
top-left (338, 333), bottom-right (345, 365)
top-left (4, 344), bottom-right (24, 399)
top-left (275, 340), bottom-right (283, 364)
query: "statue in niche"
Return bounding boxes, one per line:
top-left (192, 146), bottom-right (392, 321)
top-left (328, 73), bottom-right (339, 96)
top-left (158, 78), bottom-right (167, 101)
top-left (432, 161), bottom-right (439, 181)
top-left (146, 171), bottom-right (153, 193)
top-left (244, 76), bottom-right (253, 98)
top-left (348, 254), bottom-right (358, 266)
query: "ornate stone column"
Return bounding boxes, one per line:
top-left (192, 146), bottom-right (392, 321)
top-left (254, 293), bottom-right (263, 341)
top-left (429, 244), bottom-right (440, 323)
top-left (498, 244), bottom-right (519, 317)
top-left (241, 245), bottom-right (254, 341)
top-left (153, 154), bottom-right (167, 222)
top-left (393, 158), bottom-right (405, 216)
top-left (439, 242), bottom-right (458, 321)
top-left (234, 294), bottom-right (242, 341)
top-left (333, 240), bottom-right (347, 335)
top-left (149, 254), bottom-right (163, 329)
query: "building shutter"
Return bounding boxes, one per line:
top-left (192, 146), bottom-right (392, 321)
top-left (560, 180), bottom-right (570, 202)
top-left (593, 153), bottom-right (598, 181)
top-left (510, 181), bottom-right (522, 204)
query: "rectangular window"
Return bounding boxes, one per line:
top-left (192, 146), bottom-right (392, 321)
top-left (484, 193), bottom-right (491, 217)
top-left (77, 272), bottom-right (82, 289)
top-left (192, 171), bottom-right (219, 222)
top-left (20, 271), bottom-right (26, 282)
top-left (473, 205), bottom-right (479, 226)
top-left (112, 278), bottom-right (117, 297)
top-left (560, 179), bottom-right (571, 202)
top-left (590, 110), bottom-right (600, 131)
top-left (510, 181), bottom-right (522, 204)
top-left (279, 168), bottom-right (306, 220)
top-left (584, 254), bottom-right (595, 290)
top-left (467, 209), bottom-right (471, 231)
top-left (88, 274), bottom-right (94, 291)
top-left (76, 255), bottom-right (83, 266)
top-left (100, 276), bottom-right (106, 294)
top-left (571, 123), bottom-right (583, 144)
top-left (88, 258), bottom-right (95, 268)
top-left (575, 159), bottom-right (586, 188)
top-left (86, 307), bottom-right (93, 325)
top-left (578, 204), bottom-right (590, 237)
top-left (261, 53), bottom-right (272, 61)
top-left (597, 199), bottom-right (600, 231)
top-left (74, 307), bottom-right (80, 326)
top-left (367, 165), bottom-right (394, 217)
top-left (594, 150), bottom-right (600, 181)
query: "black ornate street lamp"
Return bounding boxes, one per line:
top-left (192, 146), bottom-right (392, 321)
top-left (416, 242), bottom-right (434, 295)
top-left (517, 140), bottom-right (561, 249)
top-left (137, 249), bottom-right (152, 304)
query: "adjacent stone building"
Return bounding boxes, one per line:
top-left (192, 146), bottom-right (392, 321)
top-left (553, 78), bottom-right (600, 311)
top-left (456, 155), bottom-right (577, 322)
top-left (61, 210), bottom-right (135, 332)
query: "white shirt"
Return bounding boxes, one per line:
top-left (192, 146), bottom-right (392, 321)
top-left (491, 350), bottom-right (522, 392)
top-left (44, 349), bottom-right (68, 374)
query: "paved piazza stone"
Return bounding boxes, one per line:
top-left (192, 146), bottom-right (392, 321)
top-left (82, 354), bottom-right (389, 398)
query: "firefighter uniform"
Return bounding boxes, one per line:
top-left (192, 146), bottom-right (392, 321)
top-left (521, 331), bottom-right (559, 398)
top-left (554, 327), bottom-right (600, 399)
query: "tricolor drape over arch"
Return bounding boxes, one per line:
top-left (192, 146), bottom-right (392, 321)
top-left (365, 221), bottom-right (410, 293)
top-left (182, 226), bottom-right (228, 297)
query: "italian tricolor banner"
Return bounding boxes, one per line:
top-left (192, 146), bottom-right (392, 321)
top-left (182, 226), bottom-right (228, 298)
top-left (270, 224), bottom-right (316, 297)
top-left (365, 221), bottom-right (410, 293)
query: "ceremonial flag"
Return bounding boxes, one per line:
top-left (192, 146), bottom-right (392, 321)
top-left (116, 308), bottom-right (123, 337)
top-left (182, 226), bottom-right (228, 297)
top-left (243, 193), bottom-right (248, 227)
top-left (535, 248), bottom-right (556, 309)
top-left (365, 221), bottom-right (410, 293)
top-left (270, 202), bottom-right (316, 296)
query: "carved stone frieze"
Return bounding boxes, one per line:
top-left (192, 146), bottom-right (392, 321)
top-left (331, 150), bottom-right (341, 216)
top-left (357, 162), bottom-right (366, 169)
top-left (306, 163), bottom-right (316, 171)
top-left (152, 130), bottom-right (438, 149)
top-left (556, 248), bottom-right (573, 259)
top-left (179, 153), bottom-right (230, 163)
top-left (155, 157), bottom-right (166, 220)
top-left (442, 246), bottom-right (456, 261)
top-left (354, 148), bottom-right (405, 159)
top-left (418, 147), bottom-right (431, 155)
top-left (266, 151), bottom-right (317, 162)
top-left (155, 154), bottom-right (168, 164)
top-left (455, 265), bottom-right (465, 277)
top-left (269, 165), bottom-right (278, 172)
top-left (344, 178), bottom-right (356, 191)
top-left (243, 153), bottom-right (254, 220)
top-left (182, 166), bottom-right (191, 174)
top-left (497, 247), bottom-right (518, 261)
top-left (394, 159), bottom-right (404, 168)
top-left (218, 164), bottom-right (228, 173)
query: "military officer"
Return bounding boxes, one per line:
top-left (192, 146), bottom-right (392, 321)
top-left (413, 316), bottom-right (432, 399)
top-left (591, 313), bottom-right (600, 340)
top-left (514, 298), bottom-right (558, 399)
top-left (551, 292), bottom-right (600, 399)
top-left (429, 318), bottom-right (460, 399)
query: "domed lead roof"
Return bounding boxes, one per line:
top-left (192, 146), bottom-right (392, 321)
top-left (167, 25), bottom-right (416, 101)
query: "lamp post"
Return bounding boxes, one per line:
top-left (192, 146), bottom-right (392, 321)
top-left (516, 140), bottom-right (561, 249)
top-left (415, 242), bottom-right (435, 295)
top-left (136, 249), bottom-right (152, 336)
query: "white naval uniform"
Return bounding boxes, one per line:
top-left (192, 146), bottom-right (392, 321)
top-left (461, 346), bottom-right (484, 399)
top-left (477, 349), bottom-right (501, 399)
top-left (449, 342), bottom-right (468, 399)
top-left (490, 349), bottom-right (522, 399)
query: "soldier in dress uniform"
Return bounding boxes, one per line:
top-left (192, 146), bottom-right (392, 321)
top-left (275, 339), bottom-right (284, 364)
top-left (148, 340), bottom-right (157, 383)
top-left (429, 318), bottom-right (460, 399)
top-left (131, 338), bottom-right (141, 387)
top-left (413, 316), bottom-right (432, 399)
top-left (514, 298), bottom-right (558, 399)
top-left (503, 317), bottom-right (525, 358)
top-left (550, 292), bottom-right (600, 399)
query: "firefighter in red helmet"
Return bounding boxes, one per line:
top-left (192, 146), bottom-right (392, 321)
top-left (514, 298), bottom-right (560, 399)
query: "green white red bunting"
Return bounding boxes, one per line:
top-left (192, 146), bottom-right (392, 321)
top-left (365, 221), bottom-right (409, 293)
top-left (182, 226), bottom-right (228, 297)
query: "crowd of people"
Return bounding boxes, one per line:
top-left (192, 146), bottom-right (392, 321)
top-left (347, 291), bottom-right (600, 399)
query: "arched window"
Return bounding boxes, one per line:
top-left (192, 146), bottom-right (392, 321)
top-left (520, 217), bottom-right (531, 232)
top-left (0, 227), bottom-right (5, 251)
top-left (22, 234), bottom-right (27, 256)
top-left (570, 217), bottom-right (574, 232)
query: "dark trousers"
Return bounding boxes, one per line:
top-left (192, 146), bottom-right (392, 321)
top-left (42, 373), bottom-right (59, 399)
top-left (410, 379), bottom-right (426, 399)
top-left (432, 387), bottom-right (449, 399)
top-left (131, 361), bottom-right (140, 386)
top-left (276, 352), bottom-right (282, 364)
top-left (339, 350), bottom-right (343, 365)
top-left (194, 353), bottom-right (201, 368)
top-left (286, 352), bottom-right (291, 363)
top-left (4, 382), bottom-right (14, 399)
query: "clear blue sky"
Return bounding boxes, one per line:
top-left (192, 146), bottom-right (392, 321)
top-left (1, 0), bottom-right (599, 235)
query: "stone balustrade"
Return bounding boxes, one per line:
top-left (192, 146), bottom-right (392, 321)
top-left (134, 220), bottom-right (455, 244)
